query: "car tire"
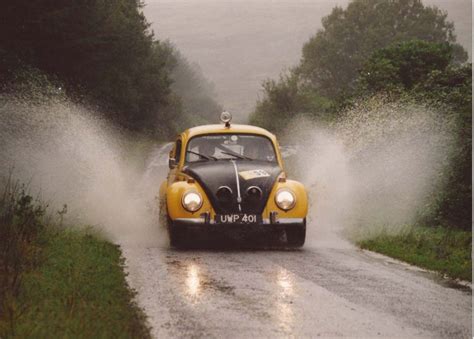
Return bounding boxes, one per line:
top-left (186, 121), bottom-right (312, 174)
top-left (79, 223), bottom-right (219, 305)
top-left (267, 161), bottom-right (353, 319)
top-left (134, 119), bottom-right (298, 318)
top-left (169, 228), bottom-right (185, 248)
top-left (167, 218), bottom-right (186, 248)
top-left (286, 219), bottom-right (306, 247)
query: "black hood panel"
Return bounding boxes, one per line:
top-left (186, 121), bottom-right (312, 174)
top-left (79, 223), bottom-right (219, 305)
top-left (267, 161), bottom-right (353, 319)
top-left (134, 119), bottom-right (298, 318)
top-left (183, 160), bottom-right (281, 214)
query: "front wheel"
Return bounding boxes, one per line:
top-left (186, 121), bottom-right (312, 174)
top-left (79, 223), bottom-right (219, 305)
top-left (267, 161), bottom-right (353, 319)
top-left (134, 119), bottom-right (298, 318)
top-left (286, 220), bottom-right (306, 247)
top-left (169, 227), bottom-right (186, 248)
top-left (167, 217), bottom-right (187, 248)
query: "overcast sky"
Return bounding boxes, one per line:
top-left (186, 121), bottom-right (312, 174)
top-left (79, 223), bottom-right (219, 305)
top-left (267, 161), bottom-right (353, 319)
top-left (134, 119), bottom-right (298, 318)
top-left (143, 0), bottom-right (472, 119)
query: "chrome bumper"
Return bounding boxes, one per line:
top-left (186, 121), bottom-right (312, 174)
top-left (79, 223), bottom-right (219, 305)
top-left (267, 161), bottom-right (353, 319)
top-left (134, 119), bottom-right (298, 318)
top-left (172, 216), bottom-right (305, 231)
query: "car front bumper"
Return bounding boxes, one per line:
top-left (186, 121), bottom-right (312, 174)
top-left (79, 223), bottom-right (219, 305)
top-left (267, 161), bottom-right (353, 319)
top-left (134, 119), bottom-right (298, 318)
top-left (171, 217), bottom-right (305, 232)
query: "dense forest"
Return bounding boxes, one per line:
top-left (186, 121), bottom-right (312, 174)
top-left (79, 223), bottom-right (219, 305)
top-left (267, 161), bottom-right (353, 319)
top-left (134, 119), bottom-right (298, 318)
top-left (0, 0), bottom-right (221, 138)
top-left (250, 0), bottom-right (471, 230)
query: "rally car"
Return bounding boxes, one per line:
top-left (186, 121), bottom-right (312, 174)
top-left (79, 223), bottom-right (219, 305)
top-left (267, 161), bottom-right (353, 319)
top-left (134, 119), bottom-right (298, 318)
top-left (159, 112), bottom-right (308, 247)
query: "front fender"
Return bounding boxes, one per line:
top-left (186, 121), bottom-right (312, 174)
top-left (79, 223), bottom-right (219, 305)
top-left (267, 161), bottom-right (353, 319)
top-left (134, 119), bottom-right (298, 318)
top-left (159, 180), bottom-right (167, 202)
top-left (166, 180), bottom-right (213, 220)
top-left (264, 179), bottom-right (308, 219)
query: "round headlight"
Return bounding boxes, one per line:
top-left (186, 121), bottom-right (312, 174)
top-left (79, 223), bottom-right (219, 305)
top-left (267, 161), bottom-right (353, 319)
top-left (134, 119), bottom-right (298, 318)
top-left (182, 191), bottom-right (203, 212)
top-left (275, 189), bottom-right (296, 211)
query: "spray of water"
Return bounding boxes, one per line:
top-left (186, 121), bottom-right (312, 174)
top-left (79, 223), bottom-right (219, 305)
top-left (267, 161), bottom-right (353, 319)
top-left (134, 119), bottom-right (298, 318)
top-left (0, 93), bottom-right (456, 249)
top-left (0, 95), bottom-right (169, 245)
top-left (285, 95), bottom-right (455, 248)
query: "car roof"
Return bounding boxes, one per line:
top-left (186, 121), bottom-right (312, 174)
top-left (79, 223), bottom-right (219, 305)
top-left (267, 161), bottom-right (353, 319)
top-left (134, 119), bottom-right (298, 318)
top-left (181, 124), bottom-right (277, 143)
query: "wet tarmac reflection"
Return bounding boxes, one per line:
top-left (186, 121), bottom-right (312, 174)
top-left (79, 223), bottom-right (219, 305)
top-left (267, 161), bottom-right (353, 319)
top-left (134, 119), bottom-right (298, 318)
top-left (275, 268), bottom-right (295, 332)
top-left (186, 263), bottom-right (201, 299)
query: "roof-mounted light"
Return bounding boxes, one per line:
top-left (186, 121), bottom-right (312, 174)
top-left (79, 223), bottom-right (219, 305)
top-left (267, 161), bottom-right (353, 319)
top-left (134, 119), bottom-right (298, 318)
top-left (220, 111), bottom-right (232, 128)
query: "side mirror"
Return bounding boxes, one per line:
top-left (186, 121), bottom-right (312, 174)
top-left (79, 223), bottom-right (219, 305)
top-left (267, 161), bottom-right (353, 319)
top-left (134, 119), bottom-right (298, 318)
top-left (168, 158), bottom-right (177, 169)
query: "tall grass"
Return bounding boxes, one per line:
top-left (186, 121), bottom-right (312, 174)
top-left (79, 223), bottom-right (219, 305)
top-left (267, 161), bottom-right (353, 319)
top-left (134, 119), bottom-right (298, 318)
top-left (0, 173), bottom-right (46, 333)
top-left (358, 225), bottom-right (472, 282)
top-left (0, 176), bottom-right (150, 337)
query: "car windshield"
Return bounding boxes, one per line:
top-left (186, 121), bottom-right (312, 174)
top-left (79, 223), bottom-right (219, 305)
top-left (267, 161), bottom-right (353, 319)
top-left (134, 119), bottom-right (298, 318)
top-left (186, 134), bottom-right (277, 163)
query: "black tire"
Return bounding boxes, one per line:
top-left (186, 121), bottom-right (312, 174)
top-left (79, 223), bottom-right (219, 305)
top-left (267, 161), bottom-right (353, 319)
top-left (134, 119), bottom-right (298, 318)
top-left (167, 218), bottom-right (186, 248)
top-left (286, 220), bottom-right (306, 247)
top-left (169, 227), bottom-right (185, 248)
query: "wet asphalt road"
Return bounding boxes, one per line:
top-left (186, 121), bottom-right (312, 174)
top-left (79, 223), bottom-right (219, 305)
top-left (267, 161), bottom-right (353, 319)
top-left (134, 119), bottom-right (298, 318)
top-left (122, 238), bottom-right (472, 338)
top-left (127, 144), bottom-right (471, 337)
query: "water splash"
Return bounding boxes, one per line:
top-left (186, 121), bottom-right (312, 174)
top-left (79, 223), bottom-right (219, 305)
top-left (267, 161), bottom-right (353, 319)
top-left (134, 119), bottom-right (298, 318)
top-left (284, 95), bottom-right (455, 247)
top-left (0, 95), bottom-right (168, 245)
top-left (0, 93), bottom-right (456, 249)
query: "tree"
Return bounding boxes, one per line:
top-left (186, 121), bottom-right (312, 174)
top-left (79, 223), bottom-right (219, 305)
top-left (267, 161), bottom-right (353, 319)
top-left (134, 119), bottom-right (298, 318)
top-left (249, 73), bottom-right (333, 133)
top-left (357, 40), bottom-right (472, 230)
top-left (166, 44), bottom-right (223, 125)
top-left (0, 0), bottom-right (178, 134)
top-left (358, 39), bottom-right (453, 92)
top-left (415, 64), bottom-right (472, 230)
top-left (299, 0), bottom-right (467, 99)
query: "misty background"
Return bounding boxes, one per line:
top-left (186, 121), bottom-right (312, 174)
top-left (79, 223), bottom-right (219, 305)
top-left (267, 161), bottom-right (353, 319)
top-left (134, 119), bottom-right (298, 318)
top-left (0, 0), bottom-right (470, 241)
top-left (144, 0), bottom-right (472, 120)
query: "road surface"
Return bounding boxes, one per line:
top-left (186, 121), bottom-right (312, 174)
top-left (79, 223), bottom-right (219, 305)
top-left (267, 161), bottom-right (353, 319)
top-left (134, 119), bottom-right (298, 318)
top-left (122, 143), bottom-right (471, 338)
top-left (122, 238), bottom-right (471, 338)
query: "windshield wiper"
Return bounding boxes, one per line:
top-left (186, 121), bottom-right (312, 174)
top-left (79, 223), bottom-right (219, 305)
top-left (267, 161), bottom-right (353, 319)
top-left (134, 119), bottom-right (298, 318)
top-left (220, 151), bottom-right (253, 161)
top-left (186, 150), bottom-right (217, 161)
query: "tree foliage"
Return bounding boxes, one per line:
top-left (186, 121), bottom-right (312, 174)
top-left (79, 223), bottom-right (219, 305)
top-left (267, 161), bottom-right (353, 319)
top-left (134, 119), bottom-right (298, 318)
top-left (358, 40), bottom-right (453, 92)
top-left (250, 0), bottom-right (471, 230)
top-left (0, 0), bottom-right (220, 136)
top-left (251, 1), bottom-right (468, 133)
top-left (249, 73), bottom-right (333, 133)
top-left (349, 40), bottom-right (471, 230)
top-left (167, 44), bottom-right (223, 125)
top-left (414, 65), bottom-right (471, 230)
top-left (298, 0), bottom-right (467, 98)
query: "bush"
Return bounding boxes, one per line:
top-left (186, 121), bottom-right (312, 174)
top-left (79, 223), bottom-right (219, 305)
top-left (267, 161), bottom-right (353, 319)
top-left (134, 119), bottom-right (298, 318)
top-left (0, 175), bottom-right (46, 333)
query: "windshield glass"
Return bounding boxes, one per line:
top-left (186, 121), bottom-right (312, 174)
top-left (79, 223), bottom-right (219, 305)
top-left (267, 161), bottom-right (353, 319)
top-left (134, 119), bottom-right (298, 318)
top-left (186, 134), bottom-right (277, 163)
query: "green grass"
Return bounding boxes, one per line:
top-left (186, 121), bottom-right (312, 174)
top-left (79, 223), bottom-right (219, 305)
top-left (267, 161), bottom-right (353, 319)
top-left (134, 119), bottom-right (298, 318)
top-left (1, 227), bottom-right (150, 338)
top-left (358, 226), bottom-right (472, 282)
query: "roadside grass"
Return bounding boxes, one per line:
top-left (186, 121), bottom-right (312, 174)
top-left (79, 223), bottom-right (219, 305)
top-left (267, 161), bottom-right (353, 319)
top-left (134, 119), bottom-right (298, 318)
top-left (0, 177), bottom-right (150, 338)
top-left (358, 226), bottom-right (472, 282)
top-left (7, 227), bottom-right (151, 338)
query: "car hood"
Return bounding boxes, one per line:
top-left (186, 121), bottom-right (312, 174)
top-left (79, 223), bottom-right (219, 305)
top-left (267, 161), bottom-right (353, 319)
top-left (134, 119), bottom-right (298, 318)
top-left (183, 160), bottom-right (282, 214)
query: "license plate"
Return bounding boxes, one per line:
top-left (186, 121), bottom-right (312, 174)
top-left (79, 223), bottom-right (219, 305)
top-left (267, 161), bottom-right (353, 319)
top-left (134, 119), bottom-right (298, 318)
top-left (215, 214), bottom-right (261, 224)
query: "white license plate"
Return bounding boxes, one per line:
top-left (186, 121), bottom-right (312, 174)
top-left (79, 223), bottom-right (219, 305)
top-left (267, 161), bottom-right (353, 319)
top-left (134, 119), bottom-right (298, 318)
top-left (216, 214), bottom-right (260, 224)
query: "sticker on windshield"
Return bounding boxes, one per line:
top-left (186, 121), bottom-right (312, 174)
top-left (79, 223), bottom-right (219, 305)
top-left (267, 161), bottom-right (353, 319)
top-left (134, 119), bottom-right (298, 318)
top-left (239, 169), bottom-right (270, 180)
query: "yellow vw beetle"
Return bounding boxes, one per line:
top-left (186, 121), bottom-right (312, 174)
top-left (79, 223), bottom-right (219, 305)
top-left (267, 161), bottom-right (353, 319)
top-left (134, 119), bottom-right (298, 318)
top-left (159, 112), bottom-right (308, 247)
